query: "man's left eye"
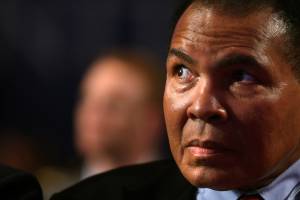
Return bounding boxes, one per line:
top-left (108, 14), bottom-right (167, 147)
top-left (233, 70), bottom-right (256, 84)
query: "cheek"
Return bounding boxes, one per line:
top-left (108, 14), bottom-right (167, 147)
top-left (228, 97), bottom-right (286, 164)
top-left (76, 111), bottom-right (92, 135)
top-left (163, 86), bottom-right (191, 154)
top-left (230, 94), bottom-right (280, 131)
top-left (233, 99), bottom-right (276, 138)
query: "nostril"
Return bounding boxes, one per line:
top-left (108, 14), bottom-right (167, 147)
top-left (208, 114), bottom-right (223, 122)
top-left (188, 112), bottom-right (198, 120)
top-left (189, 112), bottom-right (225, 123)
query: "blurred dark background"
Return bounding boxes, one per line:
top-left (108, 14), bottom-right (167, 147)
top-left (0, 0), bottom-right (179, 168)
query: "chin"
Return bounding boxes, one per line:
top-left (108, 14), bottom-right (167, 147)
top-left (179, 163), bottom-right (248, 190)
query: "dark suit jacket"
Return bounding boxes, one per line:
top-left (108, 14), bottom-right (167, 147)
top-left (50, 160), bottom-right (197, 200)
top-left (0, 164), bottom-right (43, 200)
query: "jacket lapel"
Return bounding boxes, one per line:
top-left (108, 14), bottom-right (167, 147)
top-left (123, 183), bottom-right (156, 200)
top-left (123, 169), bottom-right (197, 200)
top-left (123, 184), bottom-right (196, 200)
top-left (175, 184), bottom-right (197, 200)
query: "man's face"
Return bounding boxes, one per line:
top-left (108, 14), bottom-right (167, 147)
top-left (164, 4), bottom-right (300, 190)
top-left (76, 58), bottom-right (149, 160)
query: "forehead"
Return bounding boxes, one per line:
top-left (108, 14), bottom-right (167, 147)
top-left (82, 59), bottom-right (148, 98)
top-left (172, 3), bottom-right (287, 57)
top-left (86, 59), bottom-right (141, 83)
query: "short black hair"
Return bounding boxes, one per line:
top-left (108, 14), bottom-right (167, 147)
top-left (171, 0), bottom-right (300, 79)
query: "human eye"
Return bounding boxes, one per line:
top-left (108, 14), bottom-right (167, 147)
top-left (232, 70), bottom-right (257, 84)
top-left (228, 69), bottom-right (262, 97)
top-left (173, 64), bottom-right (194, 83)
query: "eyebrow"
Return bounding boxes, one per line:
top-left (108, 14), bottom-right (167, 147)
top-left (168, 48), bottom-right (264, 71)
top-left (168, 48), bottom-right (197, 65)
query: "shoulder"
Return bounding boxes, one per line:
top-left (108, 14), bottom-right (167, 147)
top-left (0, 164), bottom-right (43, 200)
top-left (51, 160), bottom-right (192, 200)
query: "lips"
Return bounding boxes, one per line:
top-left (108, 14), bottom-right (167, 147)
top-left (184, 139), bottom-right (231, 157)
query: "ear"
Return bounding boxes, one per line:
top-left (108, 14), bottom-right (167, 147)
top-left (143, 106), bottom-right (163, 141)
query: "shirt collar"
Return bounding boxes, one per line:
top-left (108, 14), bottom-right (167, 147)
top-left (197, 188), bottom-right (240, 200)
top-left (258, 158), bottom-right (300, 200)
top-left (197, 159), bottom-right (300, 200)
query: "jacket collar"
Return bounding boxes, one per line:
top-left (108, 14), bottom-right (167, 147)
top-left (123, 162), bottom-right (197, 200)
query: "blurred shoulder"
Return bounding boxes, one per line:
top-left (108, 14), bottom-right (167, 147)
top-left (51, 159), bottom-right (190, 200)
top-left (0, 164), bottom-right (43, 200)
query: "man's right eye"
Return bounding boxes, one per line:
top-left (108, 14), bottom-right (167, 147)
top-left (173, 64), bottom-right (193, 82)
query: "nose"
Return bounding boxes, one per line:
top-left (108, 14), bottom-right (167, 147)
top-left (187, 79), bottom-right (227, 123)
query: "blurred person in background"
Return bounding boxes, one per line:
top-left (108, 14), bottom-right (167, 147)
top-left (0, 129), bottom-right (43, 199)
top-left (75, 49), bottom-right (165, 179)
top-left (38, 49), bottom-right (166, 199)
top-left (0, 164), bottom-right (43, 199)
top-left (0, 129), bottom-right (42, 174)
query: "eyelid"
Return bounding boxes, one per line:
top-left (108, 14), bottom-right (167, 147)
top-left (175, 64), bottom-right (191, 74)
top-left (173, 64), bottom-right (187, 75)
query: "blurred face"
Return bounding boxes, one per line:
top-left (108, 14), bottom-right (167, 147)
top-left (76, 58), bottom-right (149, 160)
top-left (164, 4), bottom-right (300, 190)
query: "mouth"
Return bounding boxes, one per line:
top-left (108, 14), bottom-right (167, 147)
top-left (184, 140), bottom-right (232, 158)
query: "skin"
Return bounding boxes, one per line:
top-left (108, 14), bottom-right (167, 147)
top-left (75, 58), bottom-right (158, 167)
top-left (164, 3), bottom-right (300, 190)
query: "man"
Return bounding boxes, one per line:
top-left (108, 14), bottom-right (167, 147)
top-left (51, 0), bottom-right (300, 199)
top-left (38, 50), bottom-right (165, 199)
top-left (0, 164), bottom-right (43, 200)
top-left (74, 50), bottom-right (164, 178)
